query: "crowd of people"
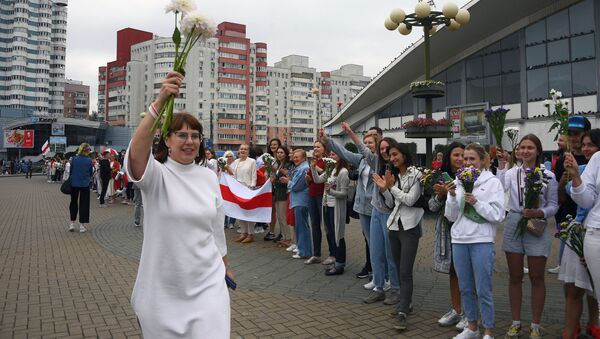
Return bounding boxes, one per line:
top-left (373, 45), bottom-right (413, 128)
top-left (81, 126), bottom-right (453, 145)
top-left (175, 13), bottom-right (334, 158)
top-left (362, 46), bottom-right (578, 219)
top-left (42, 72), bottom-right (600, 339)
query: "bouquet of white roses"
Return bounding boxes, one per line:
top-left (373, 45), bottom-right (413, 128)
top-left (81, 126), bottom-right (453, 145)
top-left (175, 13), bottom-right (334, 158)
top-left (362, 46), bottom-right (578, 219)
top-left (217, 157), bottom-right (227, 171)
top-left (261, 153), bottom-right (275, 176)
top-left (151, 0), bottom-right (216, 139)
top-left (323, 157), bottom-right (337, 181)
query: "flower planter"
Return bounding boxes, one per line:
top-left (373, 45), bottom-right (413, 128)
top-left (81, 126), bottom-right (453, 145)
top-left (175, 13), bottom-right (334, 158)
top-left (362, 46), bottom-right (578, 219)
top-left (411, 83), bottom-right (445, 99)
top-left (405, 125), bottom-right (453, 139)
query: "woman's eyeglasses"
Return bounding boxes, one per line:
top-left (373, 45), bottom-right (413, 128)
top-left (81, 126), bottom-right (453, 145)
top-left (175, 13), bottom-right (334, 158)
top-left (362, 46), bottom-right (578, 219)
top-left (174, 132), bottom-right (202, 142)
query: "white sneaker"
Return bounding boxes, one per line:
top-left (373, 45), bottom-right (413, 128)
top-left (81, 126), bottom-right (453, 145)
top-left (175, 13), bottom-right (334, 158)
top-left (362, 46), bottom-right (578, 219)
top-left (321, 256), bottom-right (335, 265)
top-left (363, 281), bottom-right (375, 290)
top-left (68, 223), bottom-right (75, 232)
top-left (383, 280), bottom-right (392, 292)
top-left (79, 225), bottom-right (87, 233)
top-left (523, 267), bottom-right (529, 274)
top-left (452, 327), bottom-right (480, 339)
top-left (482, 335), bottom-right (494, 339)
top-left (99, 204), bottom-right (108, 208)
top-left (438, 308), bottom-right (462, 326)
top-left (455, 315), bottom-right (468, 331)
top-left (293, 248), bottom-right (299, 253)
top-left (547, 265), bottom-right (560, 274)
top-left (285, 244), bottom-right (297, 252)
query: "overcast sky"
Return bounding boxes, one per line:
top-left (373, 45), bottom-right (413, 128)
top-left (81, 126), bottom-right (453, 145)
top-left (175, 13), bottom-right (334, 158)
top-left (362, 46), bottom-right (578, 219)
top-left (65, 0), bottom-right (469, 112)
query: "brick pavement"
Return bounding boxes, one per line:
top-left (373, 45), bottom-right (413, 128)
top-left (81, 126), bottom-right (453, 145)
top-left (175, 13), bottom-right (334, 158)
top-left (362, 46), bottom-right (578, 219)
top-left (0, 176), bottom-right (567, 338)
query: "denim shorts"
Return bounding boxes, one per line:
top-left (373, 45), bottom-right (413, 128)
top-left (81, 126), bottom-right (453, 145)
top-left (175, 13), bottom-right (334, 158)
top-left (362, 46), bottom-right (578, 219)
top-left (502, 211), bottom-right (551, 257)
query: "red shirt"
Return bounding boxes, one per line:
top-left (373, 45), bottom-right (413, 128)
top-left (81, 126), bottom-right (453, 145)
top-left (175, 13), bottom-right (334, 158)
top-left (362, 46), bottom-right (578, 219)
top-left (308, 158), bottom-right (325, 197)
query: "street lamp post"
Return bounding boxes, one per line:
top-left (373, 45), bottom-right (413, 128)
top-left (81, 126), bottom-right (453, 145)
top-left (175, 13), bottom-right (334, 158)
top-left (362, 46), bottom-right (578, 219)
top-left (385, 1), bottom-right (470, 166)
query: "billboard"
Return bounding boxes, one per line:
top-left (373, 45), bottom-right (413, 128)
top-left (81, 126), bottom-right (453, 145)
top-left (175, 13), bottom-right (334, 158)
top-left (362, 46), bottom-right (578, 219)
top-left (49, 136), bottom-right (67, 144)
top-left (3, 129), bottom-right (34, 148)
top-left (51, 123), bottom-right (65, 136)
top-left (447, 103), bottom-right (490, 143)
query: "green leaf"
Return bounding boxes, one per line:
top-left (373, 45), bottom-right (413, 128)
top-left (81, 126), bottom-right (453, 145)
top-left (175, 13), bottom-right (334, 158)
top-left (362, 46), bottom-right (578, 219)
top-left (172, 27), bottom-right (181, 48)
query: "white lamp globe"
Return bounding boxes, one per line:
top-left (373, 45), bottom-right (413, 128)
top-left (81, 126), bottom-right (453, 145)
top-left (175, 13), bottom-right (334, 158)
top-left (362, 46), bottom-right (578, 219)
top-left (385, 17), bottom-right (399, 30)
top-left (398, 23), bottom-right (412, 35)
top-left (390, 8), bottom-right (406, 24)
top-left (415, 2), bottom-right (431, 18)
top-left (429, 25), bottom-right (438, 36)
top-left (455, 9), bottom-right (471, 24)
top-left (448, 19), bottom-right (461, 31)
top-left (442, 2), bottom-right (459, 18)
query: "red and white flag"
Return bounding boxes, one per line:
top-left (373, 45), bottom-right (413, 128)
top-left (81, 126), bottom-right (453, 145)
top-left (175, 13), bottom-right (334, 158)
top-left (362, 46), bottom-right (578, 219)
top-left (41, 140), bottom-right (49, 155)
top-left (219, 173), bottom-right (272, 223)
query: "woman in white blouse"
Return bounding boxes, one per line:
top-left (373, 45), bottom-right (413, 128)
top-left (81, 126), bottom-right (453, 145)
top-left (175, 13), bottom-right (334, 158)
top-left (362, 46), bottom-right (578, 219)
top-left (229, 143), bottom-right (257, 243)
top-left (496, 134), bottom-right (558, 339)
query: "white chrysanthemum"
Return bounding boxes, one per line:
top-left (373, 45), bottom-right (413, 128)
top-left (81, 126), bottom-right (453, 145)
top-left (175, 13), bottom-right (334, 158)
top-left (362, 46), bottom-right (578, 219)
top-left (165, 0), bottom-right (196, 15)
top-left (504, 126), bottom-right (519, 133)
top-left (542, 99), bottom-right (552, 107)
top-left (180, 11), bottom-right (216, 39)
top-left (555, 90), bottom-right (563, 98)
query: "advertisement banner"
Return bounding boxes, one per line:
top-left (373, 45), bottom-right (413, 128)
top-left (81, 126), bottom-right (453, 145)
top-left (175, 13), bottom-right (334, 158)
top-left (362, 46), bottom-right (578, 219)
top-left (51, 123), bottom-right (65, 136)
top-left (49, 136), bottom-right (67, 144)
top-left (3, 129), bottom-right (34, 148)
top-left (447, 103), bottom-right (490, 142)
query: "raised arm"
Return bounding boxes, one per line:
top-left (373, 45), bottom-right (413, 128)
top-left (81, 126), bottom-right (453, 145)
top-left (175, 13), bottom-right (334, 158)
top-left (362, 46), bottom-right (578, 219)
top-left (128, 72), bottom-right (183, 180)
top-left (321, 129), bottom-right (363, 168)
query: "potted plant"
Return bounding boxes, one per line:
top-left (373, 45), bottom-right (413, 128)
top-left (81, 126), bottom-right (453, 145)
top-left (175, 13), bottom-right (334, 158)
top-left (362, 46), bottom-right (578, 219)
top-left (403, 118), bottom-right (453, 138)
top-left (410, 80), bottom-right (445, 98)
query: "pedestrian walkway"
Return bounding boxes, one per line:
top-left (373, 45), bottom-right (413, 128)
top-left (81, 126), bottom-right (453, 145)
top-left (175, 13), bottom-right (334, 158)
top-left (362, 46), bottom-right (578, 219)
top-left (0, 177), bottom-right (565, 338)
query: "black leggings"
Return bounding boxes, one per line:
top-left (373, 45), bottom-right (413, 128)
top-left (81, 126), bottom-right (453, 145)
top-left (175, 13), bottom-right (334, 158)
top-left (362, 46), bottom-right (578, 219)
top-left (100, 177), bottom-right (110, 204)
top-left (70, 187), bottom-right (90, 223)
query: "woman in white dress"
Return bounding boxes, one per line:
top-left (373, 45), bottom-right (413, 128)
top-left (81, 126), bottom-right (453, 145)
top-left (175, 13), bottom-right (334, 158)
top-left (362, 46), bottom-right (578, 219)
top-left (125, 71), bottom-right (233, 339)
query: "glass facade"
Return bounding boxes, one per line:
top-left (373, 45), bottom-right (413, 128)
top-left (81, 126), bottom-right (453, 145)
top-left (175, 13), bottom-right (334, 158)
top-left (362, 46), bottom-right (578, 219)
top-left (377, 0), bottom-right (597, 119)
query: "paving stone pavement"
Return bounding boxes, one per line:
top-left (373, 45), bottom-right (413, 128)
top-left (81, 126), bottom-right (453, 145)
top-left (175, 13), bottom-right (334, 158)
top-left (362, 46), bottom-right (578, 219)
top-left (0, 176), bottom-right (568, 338)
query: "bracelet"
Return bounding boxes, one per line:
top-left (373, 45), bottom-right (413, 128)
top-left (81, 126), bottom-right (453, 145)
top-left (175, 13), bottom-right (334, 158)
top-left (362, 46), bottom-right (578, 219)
top-left (148, 103), bottom-right (159, 119)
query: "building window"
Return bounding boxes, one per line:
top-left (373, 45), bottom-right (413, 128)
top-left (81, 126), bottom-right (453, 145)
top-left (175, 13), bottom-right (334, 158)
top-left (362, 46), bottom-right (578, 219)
top-left (548, 64), bottom-right (572, 97)
top-left (502, 72), bottom-right (521, 104)
top-left (467, 79), bottom-right (484, 103)
top-left (446, 82), bottom-right (461, 106)
top-left (501, 49), bottom-right (520, 73)
top-left (527, 68), bottom-right (548, 101)
top-left (546, 10), bottom-right (569, 41)
top-left (572, 60), bottom-right (597, 96)
top-left (571, 33), bottom-right (595, 61)
top-left (547, 39), bottom-right (569, 65)
top-left (483, 53), bottom-right (501, 77)
top-left (526, 20), bottom-right (546, 46)
top-left (526, 45), bottom-right (546, 68)
top-left (484, 75), bottom-right (502, 106)
top-left (466, 56), bottom-right (483, 79)
top-left (569, 0), bottom-right (594, 35)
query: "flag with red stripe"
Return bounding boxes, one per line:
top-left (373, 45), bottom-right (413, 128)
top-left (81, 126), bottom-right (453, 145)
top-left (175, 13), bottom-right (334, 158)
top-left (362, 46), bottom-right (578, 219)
top-left (219, 173), bottom-right (272, 223)
top-left (41, 140), bottom-right (49, 155)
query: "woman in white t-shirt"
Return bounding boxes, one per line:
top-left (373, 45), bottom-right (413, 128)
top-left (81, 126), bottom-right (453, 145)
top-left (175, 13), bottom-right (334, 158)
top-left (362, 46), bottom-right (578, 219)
top-left (228, 143), bottom-right (257, 243)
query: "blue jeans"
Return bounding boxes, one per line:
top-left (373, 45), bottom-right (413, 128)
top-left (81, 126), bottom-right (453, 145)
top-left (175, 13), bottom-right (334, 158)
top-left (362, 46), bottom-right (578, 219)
top-left (294, 206), bottom-right (311, 257)
top-left (359, 213), bottom-right (372, 272)
top-left (370, 208), bottom-right (399, 289)
top-left (308, 196), bottom-right (323, 256)
top-left (452, 243), bottom-right (495, 329)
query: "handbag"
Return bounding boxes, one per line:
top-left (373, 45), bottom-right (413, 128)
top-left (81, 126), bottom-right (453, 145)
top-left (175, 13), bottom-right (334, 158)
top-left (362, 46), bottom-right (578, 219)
top-left (526, 219), bottom-right (547, 237)
top-left (60, 178), bottom-right (72, 195)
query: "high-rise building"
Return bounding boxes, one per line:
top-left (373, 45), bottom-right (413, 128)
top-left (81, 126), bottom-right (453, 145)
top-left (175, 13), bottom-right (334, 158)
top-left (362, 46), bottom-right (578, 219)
top-left (121, 24), bottom-right (370, 151)
top-left (63, 80), bottom-right (89, 119)
top-left (97, 28), bottom-right (153, 124)
top-left (266, 56), bottom-right (371, 149)
top-left (0, 0), bottom-right (68, 117)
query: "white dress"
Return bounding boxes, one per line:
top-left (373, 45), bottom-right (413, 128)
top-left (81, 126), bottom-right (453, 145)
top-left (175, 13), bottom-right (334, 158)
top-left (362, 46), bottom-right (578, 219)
top-left (124, 151), bottom-right (230, 338)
